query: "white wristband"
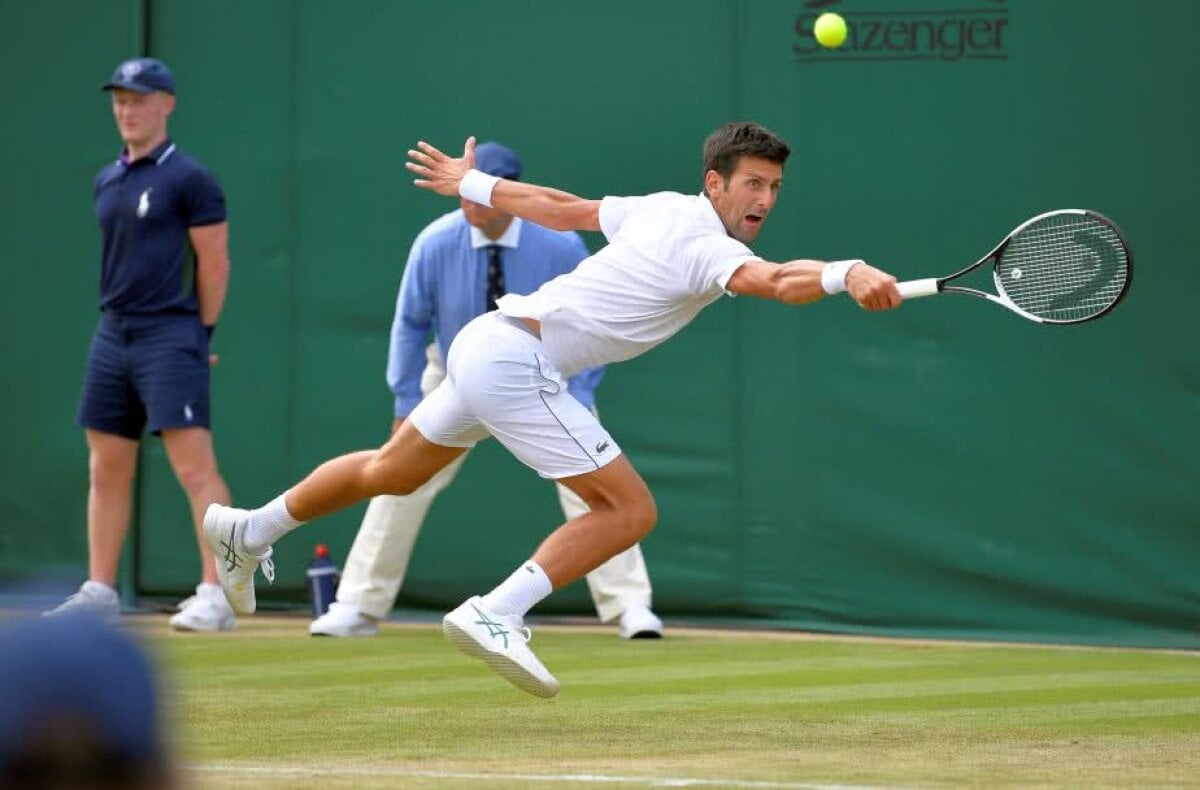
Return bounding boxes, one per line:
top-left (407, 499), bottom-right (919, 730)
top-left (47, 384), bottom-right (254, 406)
top-left (821, 259), bottom-right (864, 295)
top-left (459, 168), bottom-right (500, 207)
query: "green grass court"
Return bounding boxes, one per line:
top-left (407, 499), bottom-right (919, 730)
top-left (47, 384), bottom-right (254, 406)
top-left (147, 616), bottom-right (1198, 789)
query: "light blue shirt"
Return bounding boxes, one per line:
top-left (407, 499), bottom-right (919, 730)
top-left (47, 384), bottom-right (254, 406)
top-left (387, 209), bottom-right (605, 417)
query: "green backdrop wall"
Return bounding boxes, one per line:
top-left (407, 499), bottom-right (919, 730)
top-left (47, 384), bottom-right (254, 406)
top-left (1, 0), bottom-right (1196, 648)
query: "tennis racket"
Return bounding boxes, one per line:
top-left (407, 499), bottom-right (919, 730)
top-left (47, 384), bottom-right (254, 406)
top-left (896, 209), bottom-right (1132, 324)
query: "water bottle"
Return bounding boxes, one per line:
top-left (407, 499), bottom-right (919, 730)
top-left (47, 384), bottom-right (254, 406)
top-left (306, 544), bottom-right (339, 618)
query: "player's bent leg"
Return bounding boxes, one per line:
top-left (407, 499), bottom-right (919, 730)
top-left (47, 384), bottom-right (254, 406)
top-left (533, 456), bottom-right (658, 589)
top-left (559, 480), bottom-right (663, 637)
top-left (450, 322), bottom-right (658, 587)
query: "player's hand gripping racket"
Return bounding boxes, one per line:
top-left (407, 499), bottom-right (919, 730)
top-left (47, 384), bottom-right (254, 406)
top-left (896, 209), bottom-right (1132, 324)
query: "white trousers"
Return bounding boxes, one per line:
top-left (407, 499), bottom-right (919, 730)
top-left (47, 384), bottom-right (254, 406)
top-left (336, 343), bottom-right (653, 623)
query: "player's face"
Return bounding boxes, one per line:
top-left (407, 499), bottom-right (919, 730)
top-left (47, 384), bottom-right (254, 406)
top-left (705, 156), bottom-right (784, 244)
top-left (460, 198), bottom-right (515, 240)
top-left (110, 89), bottom-right (174, 148)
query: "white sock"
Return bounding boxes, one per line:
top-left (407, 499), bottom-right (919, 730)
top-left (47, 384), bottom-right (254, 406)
top-left (243, 493), bottom-right (303, 554)
top-left (481, 560), bottom-right (553, 618)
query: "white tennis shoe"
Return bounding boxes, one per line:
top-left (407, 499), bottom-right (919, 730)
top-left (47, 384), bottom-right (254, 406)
top-left (442, 596), bottom-right (560, 698)
top-left (169, 583), bottom-right (236, 632)
top-left (42, 581), bottom-right (120, 625)
top-left (203, 504), bottom-right (275, 615)
top-left (310, 602), bottom-right (380, 637)
top-left (617, 605), bottom-right (664, 639)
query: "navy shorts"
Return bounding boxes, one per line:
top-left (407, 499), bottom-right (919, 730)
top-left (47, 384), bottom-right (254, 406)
top-left (76, 314), bottom-right (212, 439)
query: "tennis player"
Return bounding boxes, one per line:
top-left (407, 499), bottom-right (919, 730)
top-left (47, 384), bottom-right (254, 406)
top-left (204, 122), bottom-right (902, 697)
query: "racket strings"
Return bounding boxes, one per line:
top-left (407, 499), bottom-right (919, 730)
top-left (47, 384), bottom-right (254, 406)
top-left (995, 215), bottom-right (1129, 322)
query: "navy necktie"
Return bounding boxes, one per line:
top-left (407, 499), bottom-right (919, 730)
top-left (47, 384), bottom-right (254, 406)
top-left (485, 245), bottom-right (506, 311)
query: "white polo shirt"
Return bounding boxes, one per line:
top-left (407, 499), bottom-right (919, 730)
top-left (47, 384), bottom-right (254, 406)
top-left (496, 191), bottom-right (758, 378)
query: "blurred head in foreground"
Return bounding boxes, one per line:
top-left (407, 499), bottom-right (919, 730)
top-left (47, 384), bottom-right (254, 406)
top-left (0, 614), bottom-right (173, 789)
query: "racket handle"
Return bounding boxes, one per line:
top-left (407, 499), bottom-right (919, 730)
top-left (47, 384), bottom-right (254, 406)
top-left (896, 279), bottom-right (940, 299)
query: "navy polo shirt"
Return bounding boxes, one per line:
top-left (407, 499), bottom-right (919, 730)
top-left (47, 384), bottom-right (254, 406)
top-left (93, 139), bottom-right (226, 316)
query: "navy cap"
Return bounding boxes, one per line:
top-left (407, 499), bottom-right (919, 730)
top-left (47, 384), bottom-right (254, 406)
top-left (102, 57), bottom-right (175, 95)
top-left (475, 142), bottom-right (522, 181)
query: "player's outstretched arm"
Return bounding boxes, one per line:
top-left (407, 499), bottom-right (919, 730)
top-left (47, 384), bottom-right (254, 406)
top-left (727, 259), bottom-right (901, 311)
top-left (406, 137), bottom-right (601, 232)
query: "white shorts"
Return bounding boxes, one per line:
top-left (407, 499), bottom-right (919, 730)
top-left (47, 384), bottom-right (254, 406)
top-left (408, 312), bottom-right (621, 479)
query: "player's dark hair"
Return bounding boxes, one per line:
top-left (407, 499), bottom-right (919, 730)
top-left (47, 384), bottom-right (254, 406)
top-left (702, 122), bottom-right (790, 190)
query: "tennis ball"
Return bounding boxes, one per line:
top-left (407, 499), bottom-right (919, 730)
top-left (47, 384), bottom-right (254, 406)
top-left (814, 12), bottom-right (848, 48)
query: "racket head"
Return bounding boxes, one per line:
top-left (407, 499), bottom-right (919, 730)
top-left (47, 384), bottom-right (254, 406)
top-left (990, 209), bottom-right (1132, 324)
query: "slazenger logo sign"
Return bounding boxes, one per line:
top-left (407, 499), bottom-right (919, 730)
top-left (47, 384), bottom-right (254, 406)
top-left (794, 0), bottom-right (1009, 63)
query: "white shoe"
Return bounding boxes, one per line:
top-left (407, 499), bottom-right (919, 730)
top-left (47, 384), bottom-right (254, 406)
top-left (618, 605), bottom-right (663, 639)
top-left (442, 596), bottom-right (560, 698)
top-left (203, 504), bottom-right (275, 615)
top-left (310, 602), bottom-right (379, 637)
top-left (42, 581), bottom-right (120, 625)
top-left (169, 583), bottom-right (236, 632)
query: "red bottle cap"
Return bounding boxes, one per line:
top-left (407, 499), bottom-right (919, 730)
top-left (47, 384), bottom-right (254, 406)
top-left (314, 544), bottom-right (329, 558)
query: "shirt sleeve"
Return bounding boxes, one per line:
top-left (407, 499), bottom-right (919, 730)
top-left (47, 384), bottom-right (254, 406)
top-left (182, 166), bottom-right (227, 227)
top-left (386, 237), bottom-right (437, 418)
top-left (598, 195), bottom-right (643, 241)
top-left (681, 233), bottom-right (759, 296)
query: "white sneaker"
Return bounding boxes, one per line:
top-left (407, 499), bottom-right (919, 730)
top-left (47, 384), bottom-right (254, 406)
top-left (169, 583), bottom-right (236, 632)
top-left (310, 602), bottom-right (379, 637)
top-left (618, 605), bottom-right (664, 639)
top-left (442, 596), bottom-right (560, 698)
top-left (42, 581), bottom-right (120, 625)
top-left (203, 503), bottom-right (275, 615)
